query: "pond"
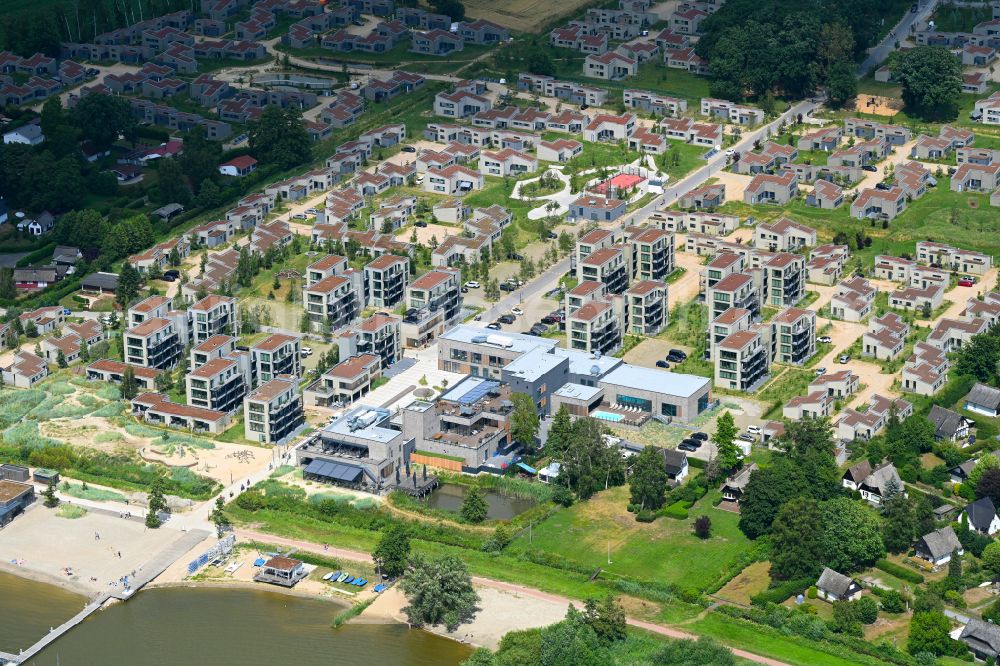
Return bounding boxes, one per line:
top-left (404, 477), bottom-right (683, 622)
top-left (27, 586), bottom-right (473, 666)
top-left (424, 482), bottom-right (536, 521)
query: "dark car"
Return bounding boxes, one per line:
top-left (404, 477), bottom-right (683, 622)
top-left (875, 182), bottom-right (891, 191)
top-left (531, 323), bottom-right (549, 334)
top-left (541, 316), bottom-right (557, 325)
top-left (163, 269), bottom-right (180, 281)
top-left (500, 283), bottom-right (515, 292)
top-left (547, 231), bottom-right (558, 239)
top-left (862, 165), bottom-right (878, 172)
top-left (678, 442), bottom-right (697, 452)
top-left (486, 323), bottom-right (502, 330)
top-left (548, 313), bottom-right (563, 322)
top-left (508, 253), bottom-right (524, 261)
top-left (498, 314), bottom-right (515, 324)
top-left (655, 360), bottom-right (670, 369)
top-left (691, 432), bottom-right (709, 441)
top-left (401, 146), bottom-right (417, 153)
top-left (415, 221), bottom-right (427, 227)
top-left (666, 349), bottom-right (687, 363)
top-left (681, 438), bottom-right (702, 449)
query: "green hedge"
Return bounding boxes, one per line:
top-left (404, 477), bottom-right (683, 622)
top-left (875, 559), bottom-right (925, 584)
top-left (688, 456), bottom-right (706, 469)
top-left (661, 500), bottom-right (690, 520)
top-left (750, 577), bottom-right (812, 605)
top-left (16, 242), bottom-right (56, 268)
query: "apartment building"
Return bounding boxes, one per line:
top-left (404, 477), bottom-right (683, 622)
top-left (809, 370), bottom-right (859, 399)
top-left (889, 283), bottom-right (945, 312)
top-left (124, 317), bottom-right (184, 369)
top-left (715, 329), bottom-right (770, 391)
top-left (303, 274), bottom-right (361, 331)
top-left (186, 355), bottom-right (250, 414)
top-left (364, 254), bottom-right (409, 308)
top-left (772, 307), bottom-right (816, 365)
top-left (567, 298), bottom-right (621, 355)
top-left (127, 295), bottom-right (172, 328)
top-left (863, 312), bottom-right (909, 360)
top-left (578, 246), bottom-right (629, 295)
top-left (916, 241), bottom-right (993, 275)
top-left (338, 313), bottom-right (402, 369)
top-left (763, 253), bottom-right (806, 308)
top-left (626, 227), bottom-right (675, 281)
top-left (304, 353), bottom-right (382, 407)
top-left (438, 326), bottom-right (558, 380)
top-left (244, 378), bottom-right (304, 444)
top-left (402, 268), bottom-right (463, 347)
top-left (625, 280), bottom-right (669, 336)
top-left (250, 334), bottom-right (301, 385)
top-left (830, 277), bottom-right (875, 322)
top-left (707, 272), bottom-right (758, 320)
top-left (927, 317), bottom-right (988, 353)
top-left (783, 391), bottom-right (833, 421)
top-left (190, 334), bottom-right (236, 370)
top-left (189, 295), bottom-right (236, 344)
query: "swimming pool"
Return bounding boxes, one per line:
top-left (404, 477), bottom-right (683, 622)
top-left (591, 410), bottom-right (625, 422)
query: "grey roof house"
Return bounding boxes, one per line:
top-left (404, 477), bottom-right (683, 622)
top-left (965, 382), bottom-right (1000, 417)
top-left (661, 448), bottom-right (688, 484)
top-left (960, 618), bottom-right (1000, 661)
top-left (914, 525), bottom-right (963, 565)
top-left (928, 404), bottom-right (972, 442)
top-left (816, 567), bottom-right (863, 602)
top-left (965, 496), bottom-right (1000, 536)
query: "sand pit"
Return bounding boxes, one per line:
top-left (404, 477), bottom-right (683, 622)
top-left (855, 94), bottom-right (904, 117)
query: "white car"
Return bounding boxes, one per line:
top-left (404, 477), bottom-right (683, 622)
top-left (725, 148), bottom-right (735, 157)
top-left (511, 307), bottom-right (524, 316)
top-left (300, 347), bottom-right (313, 357)
top-left (746, 425), bottom-right (762, 436)
top-left (818, 336), bottom-right (832, 344)
top-left (464, 281), bottom-right (480, 289)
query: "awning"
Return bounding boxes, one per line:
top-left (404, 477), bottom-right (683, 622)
top-left (516, 462), bottom-right (537, 475)
top-left (303, 459), bottom-right (363, 483)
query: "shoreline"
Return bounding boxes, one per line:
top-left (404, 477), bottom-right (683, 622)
top-left (0, 560), bottom-right (93, 600)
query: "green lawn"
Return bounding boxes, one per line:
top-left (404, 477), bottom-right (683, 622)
top-left (931, 2), bottom-right (993, 32)
top-left (505, 485), bottom-right (754, 593)
top-left (756, 368), bottom-right (815, 419)
top-left (718, 179), bottom-right (1000, 268)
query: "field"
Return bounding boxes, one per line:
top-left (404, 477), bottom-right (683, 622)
top-left (462, 0), bottom-right (598, 33)
top-left (505, 485), bottom-right (754, 593)
top-left (719, 178), bottom-right (1000, 266)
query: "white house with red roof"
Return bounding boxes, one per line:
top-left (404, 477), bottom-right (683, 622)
top-left (218, 155), bottom-right (258, 177)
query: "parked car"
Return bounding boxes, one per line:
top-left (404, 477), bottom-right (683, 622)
top-left (415, 221), bottom-right (427, 227)
top-left (508, 253), bottom-right (524, 261)
top-left (541, 316), bottom-right (557, 325)
top-left (498, 314), bottom-right (515, 324)
top-left (814, 367), bottom-right (826, 375)
top-left (681, 438), bottom-right (702, 449)
top-left (547, 313), bottom-right (563, 322)
top-left (678, 442), bottom-right (697, 452)
top-left (746, 425), bottom-right (762, 436)
top-left (655, 360), bottom-right (670, 369)
top-left (61, 307), bottom-right (72, 316)
top-left (511, 306), bottom-right (524, 316)
top-left (838, 354), bottom-right (850, 364)
top-left (486, 322), bottom-right (502, 330)
top-left (691, 432), bottom-right (709, 441)
top-left (958, 277), bottom-right (975, 287)
top-left (305, 208), bottom-right (319, 215)
top-left (291, 213), bottom-right (307, 220)
top-left (818, 336), bottom-right (832, 344)
top-left (464, 281), bottom-right (480, 289)
top-left (862, 165), bottom-right (878, 172)
top-left (667, 349), bottom-right (687, 362)
top-left (500, 283), bottom-right (515, 292)
top-left (301, 347), bottom-right (313, 357)
top-left (738, 433), bottom-right (755, 443)
top-left (547, 231), bottom-right (558, 239)
top-left (530, 324), bottom-right (549, 335)
top-left (401, 146), bottom-right (416, 153)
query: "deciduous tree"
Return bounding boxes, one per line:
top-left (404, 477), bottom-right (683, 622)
top-left (770, 497), bottom-right (825, 580)
top-left (820, 497), bottom-right (885, 573)
top-left (509, 393), bottom-right (540, 453)
top-left (629, 446), bottom-right (668, 511)
top-left (401, 555), bottom-right (479, 631)
top-left (373, 523), bottom-right (411, 578)
top-left (896, 46), bottom-right (963, 121)
top-left (461, 486), bottom-right (489, 524)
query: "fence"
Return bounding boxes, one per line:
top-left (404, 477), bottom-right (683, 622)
top-left (187, 534), bottom-right (236, 574)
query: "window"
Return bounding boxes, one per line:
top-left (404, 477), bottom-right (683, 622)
top-left (661, 403), bottom-right (677, 417)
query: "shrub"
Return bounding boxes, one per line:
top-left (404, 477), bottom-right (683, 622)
top-left (878, 588), bottom-right (906, 613)
top-left (551, 484), bottom-right (574, 507)
top-left (635, 510), bottom-right (656, 523)
top-left (661, 501), bottom-right (689, 520)
top-left (944, 589), bottom-right (967, 609)
top-left (875, 559), bottom-right (925, 584)
top-left (807, 585), bottom-right (818, 599)
top-left (855, 596), bottom-right (879, 624)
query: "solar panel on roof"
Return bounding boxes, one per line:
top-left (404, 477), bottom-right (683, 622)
top-left (457, 380), bottom-right (499, 405)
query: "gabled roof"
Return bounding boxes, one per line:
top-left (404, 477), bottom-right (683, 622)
top-left (928, 405), bottom-right (968, 439)
top-left (966, 382), bottom-right (1000, 410)
top-left (816, 567), bottom-right (857, 597)
top-left (917, 526), bottom-right (962, 560)
top-left (966, 496), bottom-right (998, 533)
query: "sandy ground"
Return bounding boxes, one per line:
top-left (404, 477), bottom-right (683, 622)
top-left (398, 222), bottom-right (459, 246)
top-left (0, 506), bottom-right (181, 597)
top-left (712, 171), bottom-right (753, 204)
top-left (849, 141), bottom-right (921, 193)
top-left (855, 93), bottom-right (904, 117)
top-left (463, 0), bottom-right (594, 32)
top-left (383, 140), bottom-right (444, 168)
top-left (363, 584), bottom-right (570, 649)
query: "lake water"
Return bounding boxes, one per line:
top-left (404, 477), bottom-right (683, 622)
top-left (425, 483), bottom-right (535, 520)
top-left (2, 577), bottom-right (472, 666)
top-left (0, 571), bottom-right (87, 654)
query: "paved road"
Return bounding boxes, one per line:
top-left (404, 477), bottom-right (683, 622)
top-left (235, 529), bottom-right (791, 666)
top-left (858, 0), bottom-right (939, 75)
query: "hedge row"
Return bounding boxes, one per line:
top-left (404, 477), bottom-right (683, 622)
top-left (875, 559), bottom-right (925, 584)
top-left (750, 577), bottom-right (812, 605)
